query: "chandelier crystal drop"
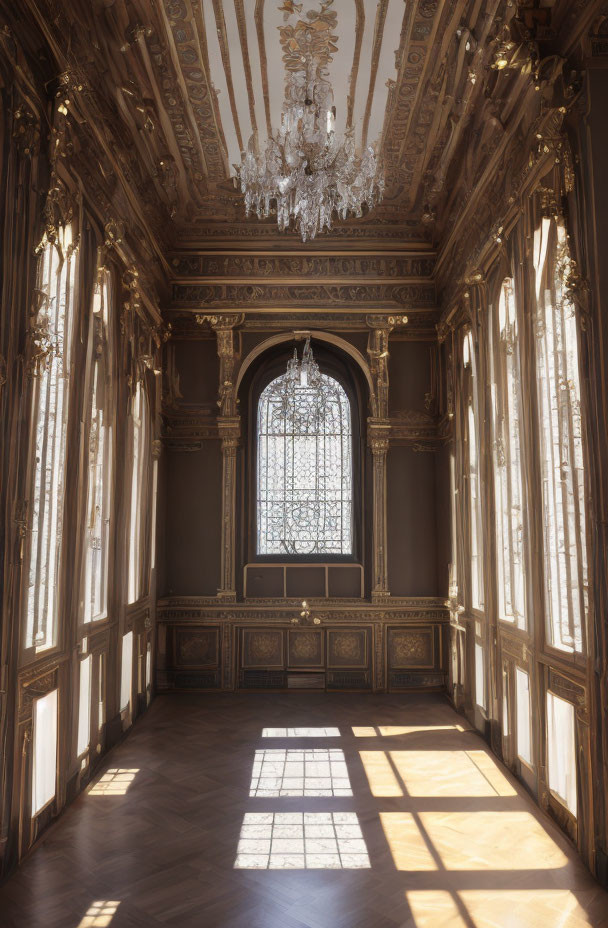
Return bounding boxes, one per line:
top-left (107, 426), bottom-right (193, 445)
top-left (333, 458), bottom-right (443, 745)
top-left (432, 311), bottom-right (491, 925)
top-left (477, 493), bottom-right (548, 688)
top-left (235, 51), bottom-right (384, 242)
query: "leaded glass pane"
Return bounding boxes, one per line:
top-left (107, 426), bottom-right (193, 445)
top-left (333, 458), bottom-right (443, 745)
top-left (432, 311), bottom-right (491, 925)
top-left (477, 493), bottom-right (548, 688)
top-left (257, 351), bottom-right (352, 556)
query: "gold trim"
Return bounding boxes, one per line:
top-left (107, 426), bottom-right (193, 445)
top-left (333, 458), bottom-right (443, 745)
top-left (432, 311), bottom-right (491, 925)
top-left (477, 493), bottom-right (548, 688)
top-left (254, 0), bottom-right (273, 139)
top-left (234, 0), bottom-right (259, 138)
top-left (347, 0), bottom-right (365, 130)
top-left (195, 1), bottom-right (230, 166)
top-left (361, 0), bottom-right (389, 148)
top-left (212, 0), bottom-right (245, 153)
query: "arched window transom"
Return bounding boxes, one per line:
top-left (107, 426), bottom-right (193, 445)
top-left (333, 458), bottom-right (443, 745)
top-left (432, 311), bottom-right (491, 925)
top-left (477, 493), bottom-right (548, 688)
top-left (256, 342), bottom-right (352, 556)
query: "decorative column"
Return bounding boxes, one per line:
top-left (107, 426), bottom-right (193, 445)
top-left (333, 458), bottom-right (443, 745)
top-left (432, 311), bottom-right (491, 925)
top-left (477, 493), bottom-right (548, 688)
top-left (217, 416), bottom-right (240, 602)
top-left (368, 419), bottom-right (391, 602)
top-left (196, 313), bottom-right (244, 602)
top-left (366, 314), bottom-right (407, 603)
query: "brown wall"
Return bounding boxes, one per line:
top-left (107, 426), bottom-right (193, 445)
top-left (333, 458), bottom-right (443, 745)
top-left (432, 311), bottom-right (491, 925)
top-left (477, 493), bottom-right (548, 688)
top-left (163, 443), bottom-right (222, 596)
top-left (387, 447), bottom-right (438, 596)
top-left (162, 337), bottom-right (222, 596)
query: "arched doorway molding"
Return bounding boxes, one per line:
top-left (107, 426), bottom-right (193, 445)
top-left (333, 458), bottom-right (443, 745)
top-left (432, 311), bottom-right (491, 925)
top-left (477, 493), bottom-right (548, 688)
top-left (235, 330), bottom-right (374, 404)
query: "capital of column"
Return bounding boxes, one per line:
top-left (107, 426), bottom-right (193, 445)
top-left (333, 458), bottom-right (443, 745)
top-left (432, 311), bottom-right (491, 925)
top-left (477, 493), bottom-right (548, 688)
top-left (367, 417), bottom-right (391, 454)
top-left (218, 415), bottom-right (241, 451)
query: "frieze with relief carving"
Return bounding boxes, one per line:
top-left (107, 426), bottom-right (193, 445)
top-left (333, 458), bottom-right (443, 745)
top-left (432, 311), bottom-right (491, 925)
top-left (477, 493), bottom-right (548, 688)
top-left (170, 254), bottom-right (436, 279)
top-left (172, 283), bottom-right (437, 309)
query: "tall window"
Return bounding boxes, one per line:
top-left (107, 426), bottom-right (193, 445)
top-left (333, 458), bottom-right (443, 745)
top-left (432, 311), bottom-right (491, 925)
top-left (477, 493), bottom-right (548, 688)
top-left (32, 689), bottom-right (58, 814)
top-left (546, 691), bottom-right (577, 815)
top-left (127, 382), bottom-right (147, 603)
top-left (490, 279), bottom-right (527, 628)
top-left (534, 218), bottom-right (588, 653)
top-left (82, 269), bottom-right (113, 623)
top-left (25, 226), bottom-right (78, 652)
top-left (257, 344), bottom-right (352, 556)
top-left (463, 332), bottom-right (484, 610)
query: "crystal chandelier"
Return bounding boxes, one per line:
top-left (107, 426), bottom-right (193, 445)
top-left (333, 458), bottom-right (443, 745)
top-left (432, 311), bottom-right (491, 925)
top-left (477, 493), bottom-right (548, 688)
top-left (271, 337), bottom-right (332, 433)
top-left (235, 39), bottom-right (384, 242)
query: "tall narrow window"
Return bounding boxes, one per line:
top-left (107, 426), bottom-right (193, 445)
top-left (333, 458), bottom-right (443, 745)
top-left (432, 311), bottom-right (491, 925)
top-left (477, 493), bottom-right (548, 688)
top-left (515, 667), bottom-right (532, 766)
top-left (77, 654), bottom-right (92, 757)
top-left (127, 383), bottom-right (147, 603)
top-left (32, 689), bottom-right (58, 814)
top-left (83, 269), bottom-right (113, 623)
top-left (257, 342), bottom-right (352, 555)
top-left (120, 631), bottom-right (133, 712)
top-left (534, 218), bottom-right (588, 653)
top-left (474, 640), bottom-right (486, 711)
top-left (25, 226), bottom-right (78, 652)
top-left (546, 691), bottom-right (577, 816)
top-left (490, 279), bottom-right (526, 628)
top-left (463, 332), bottom-right (484, 610)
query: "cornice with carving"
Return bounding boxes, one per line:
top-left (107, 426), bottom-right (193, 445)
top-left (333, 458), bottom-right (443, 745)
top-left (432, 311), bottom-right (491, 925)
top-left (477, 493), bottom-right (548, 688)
top-left (166, 310), bottom-right (438, 340)
top-left (171, 283), bottom-right (437, 310)
top-left (170, 253), bottom-right (436, 280)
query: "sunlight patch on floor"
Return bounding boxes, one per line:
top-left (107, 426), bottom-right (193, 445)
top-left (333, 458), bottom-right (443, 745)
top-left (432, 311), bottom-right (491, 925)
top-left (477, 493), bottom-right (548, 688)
top-left (249, 748), bottom-right (352, 796)
top-left (352, 725), bottom-right (466, 737)
top-left (76, 901), bottom-right (120, 927)
top-left (380, 813), bottom-right (438, 871)
top-left (360, 749), bottom-right (517, 798)
top-left (262, 727), bottom-right (341, 738)
top-left (414, 811), bottom-right (568, 871)
top-left (88, 769), bottom-right (139, 796)
top-left (234, 812), bottom-right (370, 869)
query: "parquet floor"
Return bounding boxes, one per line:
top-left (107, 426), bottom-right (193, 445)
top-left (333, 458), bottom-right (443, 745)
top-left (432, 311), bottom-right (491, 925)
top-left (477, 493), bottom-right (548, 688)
top-left (1, 693), bottom-right (607, 928)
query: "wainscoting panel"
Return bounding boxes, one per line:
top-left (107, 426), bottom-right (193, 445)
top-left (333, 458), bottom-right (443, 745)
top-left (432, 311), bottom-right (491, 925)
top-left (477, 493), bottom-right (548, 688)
top-left (156, 598), bottom-right (448, 694)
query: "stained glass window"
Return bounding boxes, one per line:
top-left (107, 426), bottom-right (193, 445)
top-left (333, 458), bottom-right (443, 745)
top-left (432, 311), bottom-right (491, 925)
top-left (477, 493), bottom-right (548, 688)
top-left (256, 342), bottom-right (352, 556)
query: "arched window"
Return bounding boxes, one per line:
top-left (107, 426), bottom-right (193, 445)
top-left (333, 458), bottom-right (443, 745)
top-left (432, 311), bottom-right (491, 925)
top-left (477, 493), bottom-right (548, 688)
top-left (256, 340), bottom-right (352, 556)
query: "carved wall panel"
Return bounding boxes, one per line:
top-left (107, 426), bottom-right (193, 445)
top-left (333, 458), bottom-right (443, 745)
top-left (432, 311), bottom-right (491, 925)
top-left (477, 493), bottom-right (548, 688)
top-left (173, 627), bottom-right (219, 668)
top-left (387, 626), bottom-right (435, 669)
top-left (288, 629), bottom-right (324, 669)
top-left (327, 628), bottom-right (369, 670)
top-left (241, 628), bottom-right (285, 669)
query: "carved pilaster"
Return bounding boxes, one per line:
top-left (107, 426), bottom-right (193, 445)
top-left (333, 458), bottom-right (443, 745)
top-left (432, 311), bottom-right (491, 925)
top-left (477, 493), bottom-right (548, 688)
top-left (196, 314), bottom-right (245, 601)
top-left (366, 314), bottom-right (407, 418)
top-left (368, 418), bottom-right (391, 603)
top-left (195, 312), bottom-right (244, 416)
top-left (217, 416), bottom-right (240, 602)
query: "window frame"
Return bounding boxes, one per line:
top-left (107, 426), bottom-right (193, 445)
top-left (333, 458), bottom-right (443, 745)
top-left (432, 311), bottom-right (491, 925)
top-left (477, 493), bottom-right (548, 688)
top-left (21, 224), bottom-right (79, 660)
top-left (532, 216), bottom-right (589, 659)
top-left (489, 278), bottom-right (529, 631)
top-left (463, 329), bottom-right (485, 616)
top-left (80, 264), bottom-right (115, 627)
top-left (245, 344), bottom-right (365, 566)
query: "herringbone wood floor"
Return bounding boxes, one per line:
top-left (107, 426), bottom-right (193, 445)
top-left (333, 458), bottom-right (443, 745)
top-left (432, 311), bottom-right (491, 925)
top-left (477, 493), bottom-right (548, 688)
top-left (1, 693), bottom-right (607, 928)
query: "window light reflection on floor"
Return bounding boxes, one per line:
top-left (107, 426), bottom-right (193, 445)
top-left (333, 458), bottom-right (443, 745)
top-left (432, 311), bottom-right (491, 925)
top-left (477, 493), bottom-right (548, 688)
top-left (351, 724), bottom-right (466, 737)
top-left (234, 813), bottom-right (370, 869)
top-left (359, 750), bottom-right (517, 798)
top-left (262, 727), bottom-right (340, 738)
top-left (249, 748), bottom-right (352, 797)
top-left (88, 769), bottom-right (139, 796)
top-left (76, 901), bottom-right (120, 927)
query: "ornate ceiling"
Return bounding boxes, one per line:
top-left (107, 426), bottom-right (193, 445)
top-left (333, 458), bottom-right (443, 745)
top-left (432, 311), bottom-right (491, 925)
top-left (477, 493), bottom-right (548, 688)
top-left (4, 0), bottom-right (605, 257)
